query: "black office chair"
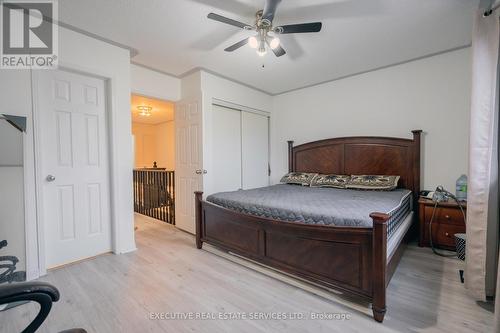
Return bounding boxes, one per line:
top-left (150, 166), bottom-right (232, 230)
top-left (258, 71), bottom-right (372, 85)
top-left (0, 281), bottom-right (87, 333)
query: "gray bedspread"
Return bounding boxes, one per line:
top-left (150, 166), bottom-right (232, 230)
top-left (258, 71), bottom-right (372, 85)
top-left (206, 184), bottom-right (412, 228)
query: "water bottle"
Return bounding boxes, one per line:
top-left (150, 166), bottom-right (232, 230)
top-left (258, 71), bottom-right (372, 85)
top-left (456, 174), bottom-right (467, 201)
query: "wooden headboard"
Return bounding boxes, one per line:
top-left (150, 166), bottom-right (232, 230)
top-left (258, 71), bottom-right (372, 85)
top-left (288, 130), bottom-right (422, 198)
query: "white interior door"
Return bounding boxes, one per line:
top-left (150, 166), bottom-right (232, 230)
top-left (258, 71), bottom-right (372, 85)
top-left (242, 112), bottom-right (269, 189)
top-left (36, 70), bottom-right (111, 268)
top-left (212, 104), bottom-right (242, 193)
top-left (175, 97), bottom-right (202, 234)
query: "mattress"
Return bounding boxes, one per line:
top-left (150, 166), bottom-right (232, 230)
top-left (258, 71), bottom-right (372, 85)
top-left (206, 184), bottom-right (412, 238)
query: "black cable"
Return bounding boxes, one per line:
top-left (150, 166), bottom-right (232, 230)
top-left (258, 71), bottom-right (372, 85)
top-left (428, 194), bottom-right (466, 257)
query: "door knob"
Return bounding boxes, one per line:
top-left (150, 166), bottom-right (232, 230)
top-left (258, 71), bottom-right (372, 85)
top-left (195, 169), bottom-right (202, 174)
top-left (46, 175), bottom-right (56, 182)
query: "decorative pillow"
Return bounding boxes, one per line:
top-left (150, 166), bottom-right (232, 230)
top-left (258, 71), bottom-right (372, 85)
top-left (280, 172), bottom-right (318, 186)
top-left (310, 174), bottom-right (350, 188)
top-left (347, 175), bottom-right (400, 190)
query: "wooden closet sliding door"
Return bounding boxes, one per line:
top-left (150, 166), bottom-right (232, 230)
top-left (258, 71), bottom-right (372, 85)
top-left (241, 112), bottom-right (269, 189)
top-left (211, 104), bottom-right (242, 193)
top-left (211, 104), bottom-right (270, 194)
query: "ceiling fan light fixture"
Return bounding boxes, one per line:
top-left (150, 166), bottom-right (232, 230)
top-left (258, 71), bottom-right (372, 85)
top-left (257, 40), bottom-right (267, 56)
top-left (248, 36), bottom-right (259, 49)
top-left (209, 1), bottom-right (322, 59)
top-left (269, 37), bottom-right (280, 50)
top-left (257, 47), bottom-right (267, 57)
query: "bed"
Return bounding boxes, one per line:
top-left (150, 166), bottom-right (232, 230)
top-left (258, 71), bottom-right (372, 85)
top-left (195, 130), bottom-right (422, 322)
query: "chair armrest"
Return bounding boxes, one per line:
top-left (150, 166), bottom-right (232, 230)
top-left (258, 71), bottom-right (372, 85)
top-left (0, 281), bottom-right (60, 303)
top-left (0, 282), bottom-right (60, 333)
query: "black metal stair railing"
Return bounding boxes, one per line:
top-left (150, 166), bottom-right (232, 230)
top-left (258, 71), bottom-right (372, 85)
top-left (133, 170), bottom-right (175, 224)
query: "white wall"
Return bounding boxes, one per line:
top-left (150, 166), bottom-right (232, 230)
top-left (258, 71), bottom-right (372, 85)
top-left (132, 123), bottom-right (158, 168)
top-left (132, 121), bottom-right (175, 170)
top-left (200, 71), bottom-right (273, 112)
top-left (156, 121), bottom-right (175, 170)
top-left (131, 64), bottom-right (181, 101)
top-left (181, 71), bottom-right (202, 99)
top-left (271, 48), bottom-right (472, 192)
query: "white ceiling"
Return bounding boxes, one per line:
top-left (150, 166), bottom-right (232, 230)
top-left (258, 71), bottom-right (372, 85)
top-left (59, 0), bottom-right (478, 95)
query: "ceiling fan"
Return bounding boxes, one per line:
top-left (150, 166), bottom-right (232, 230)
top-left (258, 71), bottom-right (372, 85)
top-left (207, 0), bottom-right (322, 57)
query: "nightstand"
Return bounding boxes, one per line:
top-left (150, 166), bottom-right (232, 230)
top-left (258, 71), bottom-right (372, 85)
top-left (418, 198), bottom-right (466, 250)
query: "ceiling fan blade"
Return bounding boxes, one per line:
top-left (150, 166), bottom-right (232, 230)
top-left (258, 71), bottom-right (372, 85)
top-left (276, 22), bottom-right (322, 34)
top-left (262, 0), bottom-right (281, 23)
top-left (266, 40), bottom-right (286, 57)
top-left (207, 13), bottom-right (252, 29)
top-left (271, 44), bottom-right (286, 57)
top-left (224, 38), bottom-right (249, 52)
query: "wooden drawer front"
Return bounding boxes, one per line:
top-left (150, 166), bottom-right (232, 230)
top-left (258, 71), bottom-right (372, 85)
top-left (424, 206), bottom-right (465, 226)
top-left (425, 223), bottom-right (465, 249)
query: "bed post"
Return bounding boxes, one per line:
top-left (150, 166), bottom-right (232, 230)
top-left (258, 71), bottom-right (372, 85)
top-left (287, 141), bottom-right (294, 172)
top-left (195, 191), bottom-right (203, 249)
top-left (370, 212), bottom-right (389, 323)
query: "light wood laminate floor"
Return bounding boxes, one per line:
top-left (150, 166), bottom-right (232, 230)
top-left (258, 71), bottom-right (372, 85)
top-left (1, 214), bottom-right (494, 333)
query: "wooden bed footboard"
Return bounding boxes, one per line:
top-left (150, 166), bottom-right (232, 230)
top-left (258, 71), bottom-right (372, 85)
top-left (195, 191), bottom-right (391, 322)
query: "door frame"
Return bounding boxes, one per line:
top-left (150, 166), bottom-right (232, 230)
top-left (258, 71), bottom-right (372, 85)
top-left (30, 62), bottom-right (121, 277)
